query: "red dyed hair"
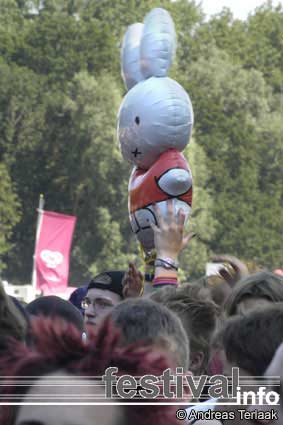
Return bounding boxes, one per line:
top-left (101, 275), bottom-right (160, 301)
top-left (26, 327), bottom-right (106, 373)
top-left (0, 317), bottom-right (182, 425)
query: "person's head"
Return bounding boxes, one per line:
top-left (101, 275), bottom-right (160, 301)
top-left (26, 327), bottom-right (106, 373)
top-left (0, 317), bottom-right (181, 425)
top-left (151, 284), bottom-right (219, 375)
top-left (224, 271), bottom-right (283, 316)
top-left (193, 275), bottom-right (232, 307)
top-left (246, 342), bottom-right (283, 425)
top-left (219, 303), bottom-right (283, 377)
top-left (14, 371), bottom-right (123, 425)
top-left (26, 295), bottom-right (84, 332)
top-left (0, 283), bottom-right (28, 352)
top-left (83, 271), bottom-right (125, 327)
top-left (109, 298), bottom-right (189, 370)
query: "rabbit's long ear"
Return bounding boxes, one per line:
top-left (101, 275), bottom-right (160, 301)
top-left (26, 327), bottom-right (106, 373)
top-left (140, 8), bottom-right (176, 79)
top-left (121, 23), bottom-right (144, 91)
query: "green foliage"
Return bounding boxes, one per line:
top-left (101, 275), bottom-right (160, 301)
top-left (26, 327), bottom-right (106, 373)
top-left (179, 139), bottom-right (216, 280)
top-left (191, 2), bottom-right (283, 91)
top-left (0, 59), bottom-right (49, 281)
top-left (180, 47), bottom-right (282, 269)
top-left (245, 3), bottom-right (283, 91)
top-left (88, 207), bottom-right (136, 276)
top-left (0, 1), bottom-right (25, 62)
top-left (17, 12), bottom-right (116, 84)
top-left (58, 71), bottom-right (133, 280)
top-left (0, 163), bottom-right (21, 272)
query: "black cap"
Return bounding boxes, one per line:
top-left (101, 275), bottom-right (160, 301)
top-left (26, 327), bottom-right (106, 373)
top-left (87, 271), bottom-right (125, 298)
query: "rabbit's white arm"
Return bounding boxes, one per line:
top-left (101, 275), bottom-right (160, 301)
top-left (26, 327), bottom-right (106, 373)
top-left (157, 168), bottom-right (192, 197)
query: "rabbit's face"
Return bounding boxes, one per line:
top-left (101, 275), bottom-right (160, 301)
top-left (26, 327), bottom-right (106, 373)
top-left (118, 77), bottom-right (193, 170)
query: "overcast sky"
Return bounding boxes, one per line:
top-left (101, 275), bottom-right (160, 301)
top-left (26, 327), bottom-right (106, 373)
top-left (200, 0), bottom-right (282, 20)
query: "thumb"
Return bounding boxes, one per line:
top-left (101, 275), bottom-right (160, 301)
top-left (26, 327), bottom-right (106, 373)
top-left (183, 232), bottom-right (196, 248)
top-left (150, 221), bottom-right (160, 232)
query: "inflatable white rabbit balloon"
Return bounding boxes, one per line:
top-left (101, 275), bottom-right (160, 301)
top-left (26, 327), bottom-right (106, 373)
top-left (118, 8), bottom-right (194, 251)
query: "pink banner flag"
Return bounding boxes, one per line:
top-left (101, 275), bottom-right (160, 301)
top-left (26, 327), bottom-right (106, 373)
top-left (34, 211), bottom-right (77, 294)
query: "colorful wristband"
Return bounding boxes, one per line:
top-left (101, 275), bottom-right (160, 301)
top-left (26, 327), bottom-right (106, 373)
top-left (152, 276), bottom-right (178, 287)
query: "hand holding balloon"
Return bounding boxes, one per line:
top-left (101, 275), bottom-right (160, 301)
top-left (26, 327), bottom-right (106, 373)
top-left (151, 199), bottom-right (196, 261)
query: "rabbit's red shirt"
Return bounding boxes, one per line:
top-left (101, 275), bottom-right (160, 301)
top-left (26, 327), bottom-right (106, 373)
top-left (129, 149), bottom-right (192, 212)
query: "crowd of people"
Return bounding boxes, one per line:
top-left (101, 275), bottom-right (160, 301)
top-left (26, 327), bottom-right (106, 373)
top-left (0, 200), bottom-right (282, 425)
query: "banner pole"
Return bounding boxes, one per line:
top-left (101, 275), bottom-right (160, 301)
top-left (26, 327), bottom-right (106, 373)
top-left (31, 194), bottom-right (45, 297)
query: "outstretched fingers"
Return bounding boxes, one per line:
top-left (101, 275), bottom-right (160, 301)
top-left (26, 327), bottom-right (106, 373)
top-left (167, 198), bottom-right (174, 224)
top-left (182, 231), bottom-right (196, 249)
top-left (178, 208), bottom-right (186, 227)
top-left (152, 203), bottom-right (164, 230)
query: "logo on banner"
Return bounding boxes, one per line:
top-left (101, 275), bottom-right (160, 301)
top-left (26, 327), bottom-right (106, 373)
top-left (40, 250), bottom-right (64, 269)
